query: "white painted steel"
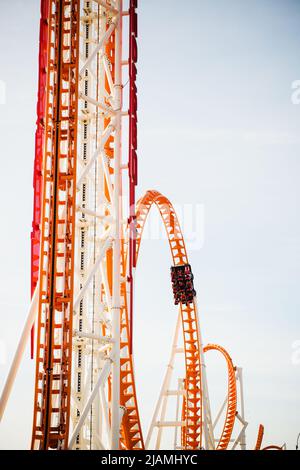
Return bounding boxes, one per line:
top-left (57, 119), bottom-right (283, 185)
top-left (68, 359), bottom-right (112, 449)
top-left (0, 286), bottom-right (39, 421)
top-left (71, 0), bottom-right (125, 449)
top-left (145, 312), bottom-right (182, 449)
top-left (110, 0), bottom-right (123, 450)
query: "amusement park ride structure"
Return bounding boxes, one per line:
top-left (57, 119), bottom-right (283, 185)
top-left (0, 0), bottom-right (284, 451)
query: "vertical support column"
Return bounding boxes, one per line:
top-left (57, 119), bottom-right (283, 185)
top-left (111, 0), bottom-right (123, 451)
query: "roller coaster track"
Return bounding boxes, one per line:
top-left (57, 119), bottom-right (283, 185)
top-left (255, 424), bottom-right (264, 450)
top-left (203, 344), bottom-right (237, 450)
top-left (0, 0), bottom-right (285, 452)
top-left (109, 188), bottom-right (204, 449)
top-left (31, 0), bottom-right (80, 449)
top-left (134, 190), bottom-right (203, 449)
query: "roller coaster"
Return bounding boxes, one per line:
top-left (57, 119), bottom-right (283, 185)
top-left (0, 0), bottom-right (283, 451)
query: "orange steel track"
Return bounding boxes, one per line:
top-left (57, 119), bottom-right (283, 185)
top-left (31, 0), bottom-right (79, 450)
top-left (32, 179), bottom-right (238, 449)
top-left (255, 424), bottom-right (264, 450)
top-left (254, 425), bottom-right (284, 451)
top-left (117, 188), bottom-right (204, 449)
top-left (203, 344), bottom-right (237, 449)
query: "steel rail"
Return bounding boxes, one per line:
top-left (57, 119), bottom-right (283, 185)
top-left (203, 344), bottom-right (237, 450)
top-left (31, 0), bottom-right (80, 450)
top-left (262, 445), bottom-right (284, 450)
top-left (30, 0), bottom-right (50, 359)
top-left (133, 190), bottom-right (203, 450)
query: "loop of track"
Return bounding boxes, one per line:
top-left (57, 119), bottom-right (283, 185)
top-left (203, 344), bottom-right (237, 449)
top-left (120, 190), bottom-right (239, 450)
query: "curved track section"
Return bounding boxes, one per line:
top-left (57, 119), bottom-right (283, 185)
top-left (255, 424), bottom-right (264, 450)
top-left (134, 190), bottom-right (203, 449)
top-left (203, 344), bottom-right (237, 450)
top-left (1, 0), bottom-right (284, 453)
top-left (30, 0), bottom-right (49, 358)
top-left (262, 445), bottom-right (283, 450)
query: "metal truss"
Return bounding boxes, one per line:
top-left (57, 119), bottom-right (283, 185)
top-left (0, 0), bottom-right (286, 453)
top-left (146, 317), bottom-right (248, 450)
top-left (31, 0), bottom-right (80, 449)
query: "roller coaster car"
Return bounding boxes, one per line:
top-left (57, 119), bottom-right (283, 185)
top-left (170, 264), bottom-right (196, 306)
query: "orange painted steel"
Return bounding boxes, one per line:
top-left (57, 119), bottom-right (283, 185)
top-left (117, 188), bottom-right (206, 449)
top-left (118, 188), bottom-right (206, 449)
top-left (98, 9), bottom-right (144, 451)
top-left (31, 0), bottom-right (50, 359)
top-left (255, 425), bottom-right (283, 451)
top-left (262, 445), bottom-right (283, 450)
top-left (134, 190), bottom-right (203, 449)
top-left (118, 240), bottom-right (144, 450)
top-left (255, 424), bottom-right (264, 450)
top-left (5, 0), bottom-right (286, 453)
top-left (27, 4), bottom-right (239, 451)
top-left (31, 0), bottom-right (79, 450)
top-left (203, 344), bottom-right (237, 450)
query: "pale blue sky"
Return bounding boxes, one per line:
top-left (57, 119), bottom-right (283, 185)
top-left (0, 0), bottom-right (300, 449)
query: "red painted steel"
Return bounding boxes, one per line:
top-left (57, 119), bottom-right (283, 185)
top-left (128, 0), bottom-right (138, 353)
top-left (30, 0), bottom-right (50, 359)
